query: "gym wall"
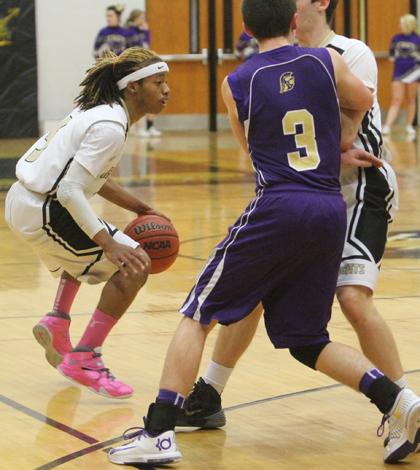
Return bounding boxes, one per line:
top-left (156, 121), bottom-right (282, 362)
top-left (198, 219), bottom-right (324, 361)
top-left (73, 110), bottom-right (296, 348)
top-left (35, 0), bottom-right (145, 129)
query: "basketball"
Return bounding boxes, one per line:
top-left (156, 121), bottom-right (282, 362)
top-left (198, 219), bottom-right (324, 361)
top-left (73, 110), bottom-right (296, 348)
top-left (124, 214), bottom-right (179, 274)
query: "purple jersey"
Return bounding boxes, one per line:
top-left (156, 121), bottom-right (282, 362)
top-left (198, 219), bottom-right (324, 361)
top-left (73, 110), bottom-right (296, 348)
top-left (126, 26), bottom-right (151, 49)
top-left (389, 33), bottom-right (420, 80)
top-left (93, 26), bottom-right (129, 57)
top-left (228, 45), bottom-right (341, 193)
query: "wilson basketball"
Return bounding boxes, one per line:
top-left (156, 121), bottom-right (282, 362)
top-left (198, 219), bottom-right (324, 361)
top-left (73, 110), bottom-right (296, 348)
top-left (124, 215), bottom-right (179, 274)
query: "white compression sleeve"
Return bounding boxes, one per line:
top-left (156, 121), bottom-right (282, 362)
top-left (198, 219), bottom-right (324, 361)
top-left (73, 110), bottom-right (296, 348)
top-left (56, 160), bottom-right (105, 239)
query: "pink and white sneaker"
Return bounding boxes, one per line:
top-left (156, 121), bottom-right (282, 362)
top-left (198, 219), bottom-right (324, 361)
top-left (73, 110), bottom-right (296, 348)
top-left (33, 315), bottom-right (72, 367)
top-left (58, 348), bottom-right (133, 399)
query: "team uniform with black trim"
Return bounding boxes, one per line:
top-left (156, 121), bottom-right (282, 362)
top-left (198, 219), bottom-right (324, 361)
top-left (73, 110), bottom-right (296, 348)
top-left (181, 45), bottom-right (346, 348)
top-left (322, 32), bottom-right (399, 291)
top-left (5, 104), bottom-right (138, 284)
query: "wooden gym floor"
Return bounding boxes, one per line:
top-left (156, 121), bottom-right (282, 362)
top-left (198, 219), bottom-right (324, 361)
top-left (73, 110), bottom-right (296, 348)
top-left (0, 129), bottom-right (419, 469)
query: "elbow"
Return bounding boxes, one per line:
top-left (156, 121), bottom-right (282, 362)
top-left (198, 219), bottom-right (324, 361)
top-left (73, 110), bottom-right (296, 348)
top-left (365, 92), bottom-right (374, 111)
top-left (56, 180), bottom-right (72, 208)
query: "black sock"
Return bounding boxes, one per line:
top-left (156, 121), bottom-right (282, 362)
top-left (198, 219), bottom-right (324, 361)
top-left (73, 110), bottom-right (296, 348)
top-left (145, 402), bottom-right (180, 436)
top-left (364, 376), bottom-right (402, 414)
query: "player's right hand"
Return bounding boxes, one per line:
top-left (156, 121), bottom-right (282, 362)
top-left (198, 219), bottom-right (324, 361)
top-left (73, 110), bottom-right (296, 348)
top-left (341, 148), bottom-right (384, 168)
top-left (104, 241), bottom-right (151, 277)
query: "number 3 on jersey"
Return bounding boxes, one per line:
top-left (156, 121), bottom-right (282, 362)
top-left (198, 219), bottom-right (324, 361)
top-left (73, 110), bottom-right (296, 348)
top-left (282, 109), bottom-right (321, 172)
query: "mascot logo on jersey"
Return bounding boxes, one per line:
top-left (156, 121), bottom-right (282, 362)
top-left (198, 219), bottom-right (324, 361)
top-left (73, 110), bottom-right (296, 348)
top-left (280, 72), bottom-right (295, 94)
top-left (0, 8), bottom-right (20, 47)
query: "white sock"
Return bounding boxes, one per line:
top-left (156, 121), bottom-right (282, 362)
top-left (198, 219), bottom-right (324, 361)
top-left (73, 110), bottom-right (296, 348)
top-left (395, 376), bottom-right (407, 389)
top-left (203, 360), bottom-right (234, 395)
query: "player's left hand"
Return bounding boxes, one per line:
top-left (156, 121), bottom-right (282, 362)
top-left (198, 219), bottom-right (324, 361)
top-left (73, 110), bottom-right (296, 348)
top-left (137, 208), bottom-right (171, 222)
top-left (341, 148), bottom-right (383, 168)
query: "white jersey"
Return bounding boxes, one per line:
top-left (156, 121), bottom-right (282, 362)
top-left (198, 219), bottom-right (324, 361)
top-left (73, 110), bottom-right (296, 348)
top-left (321, 33), bottom-right (391, 184)
top-left (318, 34), bottom-right (398, 291)
top-left (16, 103), bottom-right (129, 197)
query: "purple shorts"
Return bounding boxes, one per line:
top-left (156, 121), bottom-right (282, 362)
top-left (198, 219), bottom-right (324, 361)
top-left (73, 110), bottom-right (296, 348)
top-left (181, 187), bottom-right (346, 349)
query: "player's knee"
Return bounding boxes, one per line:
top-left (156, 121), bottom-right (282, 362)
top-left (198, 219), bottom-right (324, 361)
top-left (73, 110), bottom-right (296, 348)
top-left (133, 264), bottom-right (150, 289)
top-left (336, 285), bottom-right (372, 325)
top-left (113, 261), bottom-right (150, 293)
top-left (289, 341), bottom-right (330, 370)
top-left (132, 268), bottom-right (149, 289)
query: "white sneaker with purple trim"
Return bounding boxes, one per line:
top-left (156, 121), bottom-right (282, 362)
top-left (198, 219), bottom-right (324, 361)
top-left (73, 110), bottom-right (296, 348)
top-left (108, 428), bottom-right (181, 465)
top-left (383, 388), bottom-right (420, 463)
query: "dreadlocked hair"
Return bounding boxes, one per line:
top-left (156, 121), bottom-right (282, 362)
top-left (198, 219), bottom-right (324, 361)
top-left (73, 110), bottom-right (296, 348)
top-left (75, 47), bottom-right (162, 111)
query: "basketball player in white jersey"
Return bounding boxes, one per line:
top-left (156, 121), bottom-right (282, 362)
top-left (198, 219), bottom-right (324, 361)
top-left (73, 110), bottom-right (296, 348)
top-left (176, 0), bottom-right (412, 461)
top-left (5, 47), bottom-right (170, 398)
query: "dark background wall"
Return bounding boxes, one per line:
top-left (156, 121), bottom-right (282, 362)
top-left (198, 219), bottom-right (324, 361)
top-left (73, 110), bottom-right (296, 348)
top-left (0, 0), bottom-right (38, 137)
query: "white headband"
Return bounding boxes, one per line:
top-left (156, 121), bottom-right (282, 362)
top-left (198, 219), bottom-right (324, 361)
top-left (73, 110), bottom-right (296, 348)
top-left (117, 62), bottom-right (169, 90)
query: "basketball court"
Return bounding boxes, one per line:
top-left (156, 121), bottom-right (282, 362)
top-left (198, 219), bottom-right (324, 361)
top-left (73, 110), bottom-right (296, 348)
top-left (1, 1), bottom-right (420, 469)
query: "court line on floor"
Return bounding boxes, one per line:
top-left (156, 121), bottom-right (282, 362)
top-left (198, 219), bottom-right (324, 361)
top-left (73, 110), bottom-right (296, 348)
top-left (224, 368), bottom-right (420, 413)
top-left (34, 437), bottom-right (122, 470)
top-left (33, 368), bottom-right (420, 469)
top-left (0, 394), bottom-right (98, 445)
top-left (178, 254), bottom-right (207, 261)
top-left (180, 234), bottom-right (224, 246)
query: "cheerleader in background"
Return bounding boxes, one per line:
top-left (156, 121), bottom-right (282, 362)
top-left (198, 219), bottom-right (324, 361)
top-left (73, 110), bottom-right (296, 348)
top-left (93, 5), bottom-right (128, 58)
top-left (383, 14), bottom-right (420, 136)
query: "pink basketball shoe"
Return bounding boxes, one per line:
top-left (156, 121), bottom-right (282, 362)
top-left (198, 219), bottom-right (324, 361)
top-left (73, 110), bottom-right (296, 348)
top-left (58, 348), bottom-right (133, 399)
top-left (33, 315), bottom-right (72, 367)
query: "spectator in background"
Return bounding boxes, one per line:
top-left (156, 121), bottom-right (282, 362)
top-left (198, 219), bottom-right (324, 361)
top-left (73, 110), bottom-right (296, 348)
top-left (126, 9), bottom-right (150, 49)
top-left (126, 8), bottom-right (162, 138)
top-left (93, 5), bottom-right (128, 58)
top-left (383, 14), bottom-right (420, 136)
top-left (235, 31), bottom-right (259, 61)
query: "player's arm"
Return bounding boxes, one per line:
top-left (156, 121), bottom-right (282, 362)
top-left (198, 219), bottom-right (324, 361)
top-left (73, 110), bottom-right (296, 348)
top-left (340, 108), bottom-right (366, 151)
top-left (331, 44), bottom-right (382, 167)
top-left (328, 48), bottom-right (373, 112)
top-left (56, 161), bottom-right (149, 277)
top-left (98, 179), bottom-right (170, 220)
top-left (221, 76), bottom-right (249, 155)
top-left (328, 48), bottom-right (373, 151)
top-left (56, 124), bottom-right (149, 276)
top-left (338, 42), bottom-right (380, 150)
top-left (339, 109), bottom-right (382, 167)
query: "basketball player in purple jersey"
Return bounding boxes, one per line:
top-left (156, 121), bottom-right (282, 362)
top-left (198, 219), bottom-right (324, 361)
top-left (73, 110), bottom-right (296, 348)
top-left (108, 0), bottom-right (420, 465)
top-left (178, 0), bottom-right (411, 458)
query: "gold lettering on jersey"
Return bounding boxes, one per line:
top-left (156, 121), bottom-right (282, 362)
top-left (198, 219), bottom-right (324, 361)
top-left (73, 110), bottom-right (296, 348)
top-left (339, 264), bottom-right (366, 275)
top-left (0, 7), bottom-right (20, 47)
top-left (282, 109), bottom-right (321, 172)
top-left (280, 72), bottom-right (295, 94)
top-left (106, 34), bottom-right (127, 43)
